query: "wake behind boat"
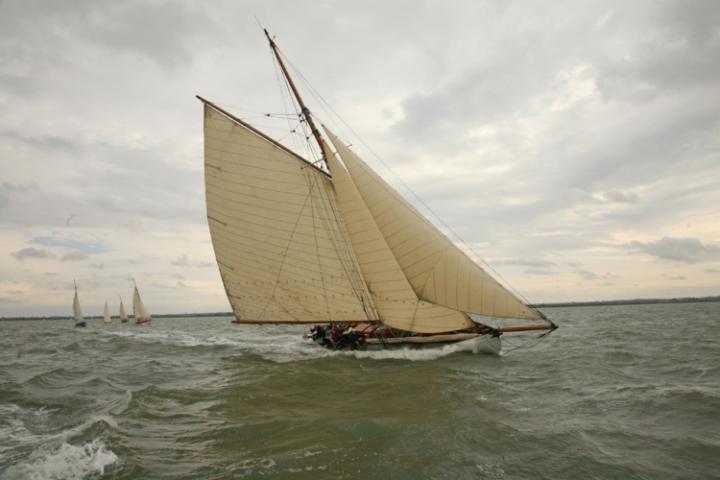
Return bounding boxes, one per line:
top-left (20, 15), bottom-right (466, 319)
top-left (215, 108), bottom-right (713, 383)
top-left (198, 29), bottom-right (557, 353)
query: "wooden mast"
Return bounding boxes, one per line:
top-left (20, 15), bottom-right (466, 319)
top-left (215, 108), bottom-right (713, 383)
top-left (263, 28), bottom-right (328, 168)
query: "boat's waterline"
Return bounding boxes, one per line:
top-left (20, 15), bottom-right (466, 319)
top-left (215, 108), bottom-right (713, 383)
top-left (359, 334), bottom-right (501, 354)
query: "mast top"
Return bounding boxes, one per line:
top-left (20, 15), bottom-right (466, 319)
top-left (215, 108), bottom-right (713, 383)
top-left (263, 28), bottom-right (329, 169)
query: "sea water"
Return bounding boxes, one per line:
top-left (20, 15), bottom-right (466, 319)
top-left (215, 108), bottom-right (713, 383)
top-left (0, 302), bottom-right (718, 479)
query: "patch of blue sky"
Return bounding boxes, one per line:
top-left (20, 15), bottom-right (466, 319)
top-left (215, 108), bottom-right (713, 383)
top-left (30, 236), bottom-right (108, 255)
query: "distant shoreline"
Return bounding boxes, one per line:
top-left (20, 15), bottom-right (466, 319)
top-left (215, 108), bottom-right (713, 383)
top-left (534, 296), bottom-right (720, 308)
top-left (2, 296), bottom-right (719, 321)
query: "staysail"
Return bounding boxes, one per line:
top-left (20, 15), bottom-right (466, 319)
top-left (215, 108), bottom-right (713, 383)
top-left (119, 297), bottom-right (128, 322)
top-left (103, 300), bottom-right (112, 324)
top-left (133, 286), bottom-right (151, 323)
top-left (324, 128), bottom-right (542, 322)
top-left (203, 102), bottom-right (376, 323)
top-left (322, 141), bottom-right (473, 333)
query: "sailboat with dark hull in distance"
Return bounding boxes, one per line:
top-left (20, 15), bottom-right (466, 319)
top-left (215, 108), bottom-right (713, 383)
top-left (197, 29), bottom-right (557, 353)
top-left (72, 281), bottom-right (87, 328)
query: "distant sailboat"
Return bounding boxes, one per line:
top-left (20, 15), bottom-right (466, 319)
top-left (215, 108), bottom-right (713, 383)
top-left (103, 300), bottom-right (112, 325)
top-left (119, 296), bottom-right (128, 323)
top-left (195, 29), bottom-right (558, 353)
top-left (132, 283), bottom-right (151, 325)
top-left (72, 281), bottom-right (87, 328)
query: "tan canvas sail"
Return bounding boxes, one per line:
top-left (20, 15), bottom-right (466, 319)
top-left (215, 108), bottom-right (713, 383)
top-left (203, 102), bottom-right (376, 323)
top-left (103, 300), bottom-right (112, 324)
top-left (324, 128), bottom-right (541, 321)
top-left (133, 286), bottom-right (151, 323)
top-left (323, 142), bottom-right (473, 333)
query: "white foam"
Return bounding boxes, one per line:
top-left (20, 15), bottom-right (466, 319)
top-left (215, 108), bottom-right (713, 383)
top-left (4, 438), bottom-right (118, 480)
top-left (0, 404), bottom-right (51, 454)
top-left (99, 325), bottom-right (500, 363)
top-left (347, 341), bottom-right (472, 361)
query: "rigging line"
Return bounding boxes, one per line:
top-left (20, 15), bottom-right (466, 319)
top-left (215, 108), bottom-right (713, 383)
top-left (282, 55), bottom-right (543, 315)
top-left (255, 181), bottom-right (316, 321)
top-left (304, 168), bottom-right (332, 320)
top-left (320, 164), bottom-right (375, 317)
top-left (311, 170), bottom-right (375, 319)
top-left (320, 150), bottom-right (378, 319)
top-left (270, 45), bottom-right (306, 160)
top-left (268, 44), bottom-right (323, 168)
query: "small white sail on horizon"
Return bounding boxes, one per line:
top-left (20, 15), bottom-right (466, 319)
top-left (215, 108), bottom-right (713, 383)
top-left (132, 285), bottom-right (151, 324)
top-left (103, 300), bottom-right (112, 325)
top-left (72, 281), bottom-right (86, 328)
top-left (119, 297), bottom-right (128, 323)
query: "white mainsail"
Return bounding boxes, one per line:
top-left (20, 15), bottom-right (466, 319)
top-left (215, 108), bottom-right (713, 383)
top-left (119, 297), bottom-right (128, 322)
top-left (103, 300), bottom-right (112, 324)
top-left (132, 286), bottom-right (151, 323)
top-left (203, 104), bottom-right (376, 323)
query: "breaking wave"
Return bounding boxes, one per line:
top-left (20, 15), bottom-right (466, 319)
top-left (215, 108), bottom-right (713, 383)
top-left (3, 438), bottom-right (118, 480)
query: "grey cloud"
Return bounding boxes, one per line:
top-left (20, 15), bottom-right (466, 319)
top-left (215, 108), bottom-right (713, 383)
top-left (0, 1), bottom-right (224, 72)
top-left (171, 254), bottom-right (190, 267)
top-left (525, 268), bottom-right (554, 276)
top-left (601, 190), bottom-right (639, 203)
top-left (705, 268), bottom-right (720, 274)
top-left (0, 130), bottom-right (79, 152)
top-left (0, 73), bottom-right (38, 95)
top-left (12, 247), bottom-right (53, 261)
top-left (497, 258), bottom-right (556, 268)
top-left (626, 237), bottom-right (720, 263)
top-left (61, 252), bottom-right (89, 262)
top-left (0, 182), bottom-right (38, 209)
top-left (31, 236), bottom-right (107, 255)
top-left (575, 269), bottom-right (599, 281)
top-left (595, 1), bottom-right (720, 101)
top-left (0, 296), bottom-right (23, 304)
top-left (90, 263), bottom-right (104, 269)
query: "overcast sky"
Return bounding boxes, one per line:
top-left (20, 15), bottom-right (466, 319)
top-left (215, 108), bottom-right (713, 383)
top-left (1, 0), bottom-right (719, 317)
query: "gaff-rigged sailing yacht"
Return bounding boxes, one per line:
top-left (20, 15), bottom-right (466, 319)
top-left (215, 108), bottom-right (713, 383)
top-left (72, 281), bottom-right (87, 328)
top-left (198, 30), bottom-right (557, 353)
top-left (132, 283), bottom-right (151, 325)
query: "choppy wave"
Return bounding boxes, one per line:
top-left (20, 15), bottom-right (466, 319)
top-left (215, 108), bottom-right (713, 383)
top-left (2, 304), bottom-right (719, 479)
top-left (3, 438), bottom-right (117, 480)
top-left (0, 402), bottom-right (119, 479)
